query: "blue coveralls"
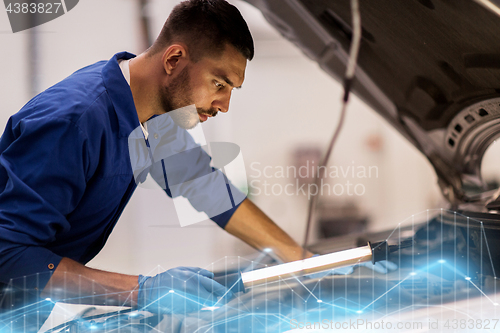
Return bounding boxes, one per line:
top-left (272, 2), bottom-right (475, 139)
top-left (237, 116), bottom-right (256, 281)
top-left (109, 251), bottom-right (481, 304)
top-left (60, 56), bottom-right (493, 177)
top-left (0, 52), bottom-right (243, 297)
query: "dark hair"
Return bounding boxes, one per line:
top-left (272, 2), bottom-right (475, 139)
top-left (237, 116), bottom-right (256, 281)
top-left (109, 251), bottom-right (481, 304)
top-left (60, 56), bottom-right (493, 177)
top-left (149, 0), bottom-right (254, 61)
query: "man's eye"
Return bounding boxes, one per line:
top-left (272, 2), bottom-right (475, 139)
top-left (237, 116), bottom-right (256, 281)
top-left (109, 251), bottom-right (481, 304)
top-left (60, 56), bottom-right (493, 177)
top-left (214, 81), bottom-right (224, 89)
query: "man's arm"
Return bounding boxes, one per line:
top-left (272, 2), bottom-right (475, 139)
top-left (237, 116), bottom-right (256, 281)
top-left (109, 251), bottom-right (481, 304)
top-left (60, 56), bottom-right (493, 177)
top-left (41, 199), bottom-right (310, 305)
top-left (224, 198), bottom-right (314, 263)
top-left (40, 257), bottom-right (139, 306)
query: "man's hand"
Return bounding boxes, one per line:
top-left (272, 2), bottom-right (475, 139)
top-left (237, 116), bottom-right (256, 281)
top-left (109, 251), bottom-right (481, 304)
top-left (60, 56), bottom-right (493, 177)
top-left (137, 267), bottom-right (232, 314)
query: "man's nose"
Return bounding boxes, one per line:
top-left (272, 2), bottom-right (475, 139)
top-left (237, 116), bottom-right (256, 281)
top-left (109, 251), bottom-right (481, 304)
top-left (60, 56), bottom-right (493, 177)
top-left (213, 92), bottom-right (231, 113)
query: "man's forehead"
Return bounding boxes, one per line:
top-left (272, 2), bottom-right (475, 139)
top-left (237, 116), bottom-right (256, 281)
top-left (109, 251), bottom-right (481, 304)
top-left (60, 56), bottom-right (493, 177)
top-left (193, 44), bottom-right (247, 85)
top-left (215, 44), bottom-right (247, 80)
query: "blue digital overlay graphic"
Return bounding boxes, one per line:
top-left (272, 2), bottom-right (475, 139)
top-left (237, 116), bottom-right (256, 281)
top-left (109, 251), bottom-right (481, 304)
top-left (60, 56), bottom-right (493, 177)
top-left (2, 209), bottom-right (500, 332)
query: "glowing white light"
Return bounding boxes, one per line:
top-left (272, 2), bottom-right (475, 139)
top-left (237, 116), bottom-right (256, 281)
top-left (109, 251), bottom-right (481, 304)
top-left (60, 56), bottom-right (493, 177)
top-left (242, 245), bottom-right (373, 288)
top-left (45, 298), bottom-right (51, 301)
top-left (263, 248), bottom-right (273, 253)
top-left (473, 0), bottom-right (500, 17)
top-left (356, 310), bottom-right (363, 314)
top-left (410, 272), bottom-right (417, 276)
top-left (465, 277), bottom-right (471, 281)
top-left (317, 300), bottom-right (323, 303)
top-left (494, 303), bottom-right (499, 306)
top-left (169, 290), bottom-right (174, 293)
top-left (201, 306), bottom-right (219, 311)
top-left (438, 259), bottom-right (446, 264)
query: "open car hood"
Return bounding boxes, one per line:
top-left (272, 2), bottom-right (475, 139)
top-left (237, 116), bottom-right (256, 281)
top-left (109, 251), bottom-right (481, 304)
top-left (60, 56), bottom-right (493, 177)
top-left (244, 0), bottom-right (500, 211)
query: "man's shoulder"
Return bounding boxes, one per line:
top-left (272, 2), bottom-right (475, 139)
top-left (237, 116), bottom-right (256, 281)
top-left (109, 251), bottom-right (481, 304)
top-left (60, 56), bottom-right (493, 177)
top-left (16, 60), bottom-right (114, 128)
top-left (43, 60), bottom-right (110, 114)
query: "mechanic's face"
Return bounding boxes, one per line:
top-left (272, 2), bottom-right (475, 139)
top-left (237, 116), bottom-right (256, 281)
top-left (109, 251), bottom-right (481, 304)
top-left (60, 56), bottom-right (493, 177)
top-left (160, 44), bottom-right (246, 125)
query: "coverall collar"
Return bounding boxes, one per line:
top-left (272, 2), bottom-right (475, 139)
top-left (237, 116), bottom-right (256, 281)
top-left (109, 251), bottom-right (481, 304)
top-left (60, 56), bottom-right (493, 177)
top-left (102, 52), bottom-right (140, 138)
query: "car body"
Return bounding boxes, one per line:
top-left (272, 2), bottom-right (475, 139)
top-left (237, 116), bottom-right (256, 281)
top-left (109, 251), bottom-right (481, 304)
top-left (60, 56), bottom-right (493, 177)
top-left (244, 0), bottom-right (500, 213)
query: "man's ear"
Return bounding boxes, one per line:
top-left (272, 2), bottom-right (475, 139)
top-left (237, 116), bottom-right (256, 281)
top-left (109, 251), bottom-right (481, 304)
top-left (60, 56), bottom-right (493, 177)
top-left (162, 44), bottom-right (187, 75)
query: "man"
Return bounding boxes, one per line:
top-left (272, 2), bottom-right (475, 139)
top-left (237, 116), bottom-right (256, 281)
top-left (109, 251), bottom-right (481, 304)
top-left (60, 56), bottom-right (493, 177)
top-left (0, 0), bottom-right (312, 318)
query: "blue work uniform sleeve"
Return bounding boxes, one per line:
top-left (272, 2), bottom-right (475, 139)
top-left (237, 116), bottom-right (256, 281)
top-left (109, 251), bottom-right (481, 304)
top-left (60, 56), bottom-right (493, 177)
top-left (0, 116), bottom-right (89, 291)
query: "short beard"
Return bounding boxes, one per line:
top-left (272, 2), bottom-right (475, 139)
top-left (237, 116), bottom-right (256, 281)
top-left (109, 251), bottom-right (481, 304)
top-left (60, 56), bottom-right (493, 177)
top-left (159, 66), bottom-right (200, 129)
top-left (169, 104), bottom-right (200, 130)
top-left (159, 66), bottom-right (220, 129)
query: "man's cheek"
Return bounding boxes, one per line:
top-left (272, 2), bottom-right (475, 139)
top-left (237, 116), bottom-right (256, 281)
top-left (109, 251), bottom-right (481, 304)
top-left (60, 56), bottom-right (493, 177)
top-left (194, 91), bottom-right (212, 109)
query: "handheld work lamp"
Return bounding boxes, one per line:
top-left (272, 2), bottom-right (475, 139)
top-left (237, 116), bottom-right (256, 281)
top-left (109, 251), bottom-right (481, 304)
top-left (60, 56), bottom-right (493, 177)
top-left (215, 240), bottom-right (412, 293)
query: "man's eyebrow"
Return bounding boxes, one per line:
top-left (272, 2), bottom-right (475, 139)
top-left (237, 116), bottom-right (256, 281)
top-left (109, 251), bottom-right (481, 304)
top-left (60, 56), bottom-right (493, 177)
top-left (215, 74), bottom-right (242, 89)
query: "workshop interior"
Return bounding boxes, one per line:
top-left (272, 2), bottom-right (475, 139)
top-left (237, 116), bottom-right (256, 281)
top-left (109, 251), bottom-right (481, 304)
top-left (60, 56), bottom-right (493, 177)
top-left (2, 0), bottom-right (500, 332)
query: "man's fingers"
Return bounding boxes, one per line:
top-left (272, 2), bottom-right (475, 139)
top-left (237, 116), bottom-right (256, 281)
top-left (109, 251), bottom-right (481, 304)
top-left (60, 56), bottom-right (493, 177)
top-left (305, 271), bottom-right (331, 280)
top-left (361, 260), bottom-right (398, 274)
top-left (332, 265), bottom-right (354, 275)
top-left (178, 267), bottom-right (214, 279)
top-left (380, 260), bottom-right (398, 271)
top-left (198, 275), bottom-right (230, 297)
top-left (196, 269), bottom-right (215, 279)
top-left (370, 263), bottom-right (388, 274)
